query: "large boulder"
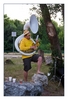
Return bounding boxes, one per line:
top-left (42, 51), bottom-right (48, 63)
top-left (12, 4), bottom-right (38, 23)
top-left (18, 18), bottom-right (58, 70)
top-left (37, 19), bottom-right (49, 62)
top-left (32, 74), bottom-right (48, 86)
top-left (4, 74), bottom-right (48, 96)
top-left (4, 81), bottom-right (43, 96)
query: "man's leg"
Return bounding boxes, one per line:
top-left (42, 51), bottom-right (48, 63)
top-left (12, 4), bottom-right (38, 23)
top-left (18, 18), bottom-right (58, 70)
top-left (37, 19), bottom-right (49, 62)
top-left (31, 54), bottom-right (44, 74)
top-left (23, 70), bottom-right (28, 81)
top-left (37, 56), bottom-right (44, 74)
top-left (23, 58), bottom-right (31, 81)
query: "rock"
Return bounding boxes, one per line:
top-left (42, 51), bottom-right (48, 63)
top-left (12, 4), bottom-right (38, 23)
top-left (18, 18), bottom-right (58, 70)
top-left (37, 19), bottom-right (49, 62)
top-left (4, 74), bottom-right (48, 96)
top-left (4, 59), bottom-right (14, 65)
top-left (44, 56), bottom-right (53, 65)
top-left (32, 74), bottom-right (48, 86)
top-left (4, 81), bottom-right (43, 96)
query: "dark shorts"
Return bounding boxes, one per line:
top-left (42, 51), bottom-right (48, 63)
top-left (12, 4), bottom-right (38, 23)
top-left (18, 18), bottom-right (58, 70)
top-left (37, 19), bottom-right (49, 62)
top-left (23, 54), bottom-right (41, 71)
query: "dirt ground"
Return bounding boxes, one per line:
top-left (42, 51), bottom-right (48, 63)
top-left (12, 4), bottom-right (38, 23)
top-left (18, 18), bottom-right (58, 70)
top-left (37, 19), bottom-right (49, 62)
top-left (4, 53), bottom-right (64, 96)
top-left (41, 80), bottom-right (64, 96)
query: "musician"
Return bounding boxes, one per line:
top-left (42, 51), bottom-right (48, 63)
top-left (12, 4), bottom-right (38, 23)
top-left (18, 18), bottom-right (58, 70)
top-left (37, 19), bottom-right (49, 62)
top-left (19, 30), bottom-right (44, 81)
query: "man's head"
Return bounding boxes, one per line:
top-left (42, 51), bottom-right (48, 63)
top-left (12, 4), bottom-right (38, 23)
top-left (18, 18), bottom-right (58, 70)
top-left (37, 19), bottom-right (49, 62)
top-left (23, 30), bottom-right (31, 39)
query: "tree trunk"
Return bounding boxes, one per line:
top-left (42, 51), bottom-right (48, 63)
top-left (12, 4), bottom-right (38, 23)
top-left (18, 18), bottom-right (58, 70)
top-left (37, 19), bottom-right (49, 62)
top-left (62, 4), bottom-right (64, 21)
top-left (40, 4), bottom-right (63, 68)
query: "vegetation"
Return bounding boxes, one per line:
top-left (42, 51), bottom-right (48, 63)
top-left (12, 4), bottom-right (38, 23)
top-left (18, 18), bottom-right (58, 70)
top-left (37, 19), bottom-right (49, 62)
top-left (4, 4), bottom-right (64, 80)
top-left (4, 4), bottom-right (64, 96)
top-left (4, 56), bottom-right (51, 81)
top-left (4, 14), bottom-right (64, 53)
top-left (4, 55), bottom-right (64, 96)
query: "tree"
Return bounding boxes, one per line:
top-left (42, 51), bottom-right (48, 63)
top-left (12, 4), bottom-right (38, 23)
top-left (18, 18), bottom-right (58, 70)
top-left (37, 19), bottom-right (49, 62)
top-left (40, 4), bottom-right (64, 68)
top-left (4, 15), bottom-right (17, 52)
top-left (4, 14), bottom-right (23, 52)
top-left (47, 4), bottom-right (64, 21)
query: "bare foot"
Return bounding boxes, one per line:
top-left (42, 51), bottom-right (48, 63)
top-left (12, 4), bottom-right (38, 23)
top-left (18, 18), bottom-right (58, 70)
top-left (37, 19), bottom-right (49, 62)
top-left (37, 71), bottom-right (44, 75)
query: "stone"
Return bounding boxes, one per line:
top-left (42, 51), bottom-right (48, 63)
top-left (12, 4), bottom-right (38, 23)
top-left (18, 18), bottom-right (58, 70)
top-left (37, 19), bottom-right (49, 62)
top-left (4, 74), bottom-right (48, 96)
top-left (4, 59), bottom-right (14, 65)
top-left (32, 74), bottom-right (48, 86)
top-left (4, 81), bottom-right (43, 96)
top-left (44, 56), bottom-right (53, 65)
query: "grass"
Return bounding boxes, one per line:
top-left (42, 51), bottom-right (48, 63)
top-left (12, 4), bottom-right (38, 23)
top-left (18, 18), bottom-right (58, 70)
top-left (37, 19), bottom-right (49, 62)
top-left (4, 57), bottom-right (51, 81)
top-left (4, 54), bottom-right (64, 96)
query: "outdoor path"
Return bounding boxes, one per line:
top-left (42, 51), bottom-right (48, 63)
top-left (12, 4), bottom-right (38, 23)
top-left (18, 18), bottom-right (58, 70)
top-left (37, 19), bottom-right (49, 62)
top-left (4, 53), bottom-right (21, 58)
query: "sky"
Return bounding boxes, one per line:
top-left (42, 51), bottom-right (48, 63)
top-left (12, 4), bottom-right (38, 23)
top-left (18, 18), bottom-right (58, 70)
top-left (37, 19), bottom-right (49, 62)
top-left (4, 4), bottom-right (38, 22)
top-left (4, 3), bottom-right (62, 25)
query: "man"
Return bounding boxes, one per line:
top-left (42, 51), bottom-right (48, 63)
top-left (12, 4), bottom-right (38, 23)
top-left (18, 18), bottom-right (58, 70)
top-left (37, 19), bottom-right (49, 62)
top-left (19, 30), bottom-right (44, 81)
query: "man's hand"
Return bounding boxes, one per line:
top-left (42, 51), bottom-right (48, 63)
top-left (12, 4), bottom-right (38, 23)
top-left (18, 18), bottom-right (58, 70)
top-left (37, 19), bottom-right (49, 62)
top-left (30, 45), bottom-right (37, 50)
top-left (35, 40), bottom-right (39, 44)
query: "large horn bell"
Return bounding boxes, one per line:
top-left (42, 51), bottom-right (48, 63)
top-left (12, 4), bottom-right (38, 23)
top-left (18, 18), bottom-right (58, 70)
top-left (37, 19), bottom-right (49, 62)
top-left (30, 14), bottom-right (38, 34)
top-left (24, 14), bottom-right (38, 34)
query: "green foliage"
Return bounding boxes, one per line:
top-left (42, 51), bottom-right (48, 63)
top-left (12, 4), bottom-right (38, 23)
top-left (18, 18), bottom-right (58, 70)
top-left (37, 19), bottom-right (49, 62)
top-left (4, 14), bottom-right (64, 53)
top-left (52, 20), bottom-right (64, 52)
top-left (4, 56), bottom-right (51, 81)
top-left (4, 14), bottom-right (23, 52)
top-left (47, 4), bottom-right (64, 19)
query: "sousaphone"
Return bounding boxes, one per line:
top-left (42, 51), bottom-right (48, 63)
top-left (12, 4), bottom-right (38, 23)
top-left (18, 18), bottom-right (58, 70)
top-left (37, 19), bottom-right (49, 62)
top-left (15, 14), bottom-right (39, 55)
